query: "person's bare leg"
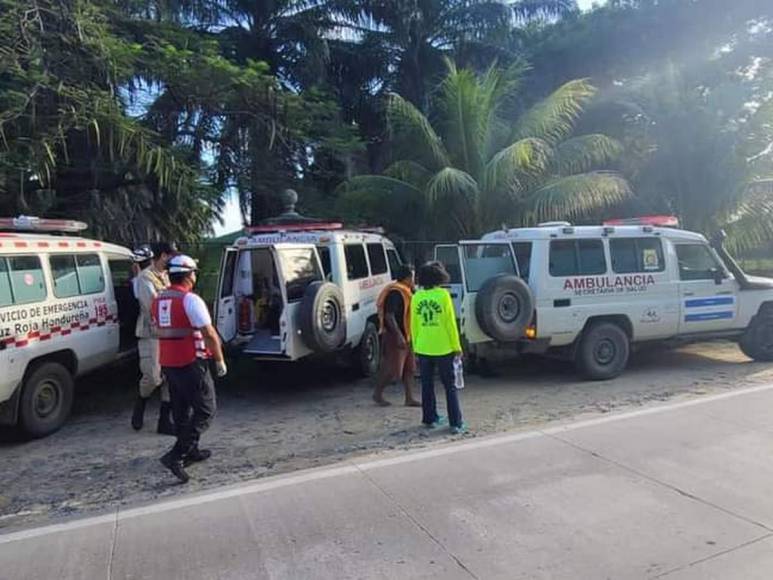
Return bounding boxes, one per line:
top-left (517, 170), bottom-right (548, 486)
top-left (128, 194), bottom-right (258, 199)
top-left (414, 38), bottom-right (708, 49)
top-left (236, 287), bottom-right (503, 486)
top-left (372, 377), bottom-right (392, 406)
top-left (402, 354), bottom-right (421, 407)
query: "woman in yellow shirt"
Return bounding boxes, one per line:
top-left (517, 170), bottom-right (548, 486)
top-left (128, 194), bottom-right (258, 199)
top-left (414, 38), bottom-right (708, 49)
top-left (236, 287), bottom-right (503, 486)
top-left (411, 262), bottom-right (465, 434)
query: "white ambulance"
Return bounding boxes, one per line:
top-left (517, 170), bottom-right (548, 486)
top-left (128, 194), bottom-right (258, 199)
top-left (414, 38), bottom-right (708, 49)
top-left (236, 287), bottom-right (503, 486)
top-left (215, 222), bottom-right (404, 375)
top-left (435, 217), bottom-right (773, 380)
top-left (0, 217), bottom-right (136, 437)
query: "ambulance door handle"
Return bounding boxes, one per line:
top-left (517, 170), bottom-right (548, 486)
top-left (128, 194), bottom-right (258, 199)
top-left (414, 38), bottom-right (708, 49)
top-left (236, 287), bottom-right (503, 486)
top-left (554, 299), bottom-right (571, 308)
top-left (352, 304), bottom-right (360, 312)
top-left (683, 292), bottom-right (695, 297)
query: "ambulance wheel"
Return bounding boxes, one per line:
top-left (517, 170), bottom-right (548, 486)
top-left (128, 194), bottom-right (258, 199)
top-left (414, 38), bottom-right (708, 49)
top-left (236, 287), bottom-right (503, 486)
top-left (740, 312), bottom-right (773, 361)
top-left (355, 322), bottom-right (380, 377)
top-left (475, 275), bottom-right (534, 342)
top-left (300, 282), bottom-right (346, 353)
top-left (576, 322), bottom-right (629, 381)
top-left (19, 362), bottom-right (74, 438)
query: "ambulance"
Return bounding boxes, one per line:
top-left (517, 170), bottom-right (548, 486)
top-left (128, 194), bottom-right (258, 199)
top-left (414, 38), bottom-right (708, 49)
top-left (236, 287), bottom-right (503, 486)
top-left (0, 217), bottom-right (136, 437)
top-left (215, 222), bottom-right (404, 375)
top-left (435, 217), bottom-right (773, 380)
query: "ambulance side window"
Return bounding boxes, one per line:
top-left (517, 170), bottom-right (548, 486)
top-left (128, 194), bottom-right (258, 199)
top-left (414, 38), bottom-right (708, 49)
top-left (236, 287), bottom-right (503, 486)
top-left (77, 254), bottom-right (105, 294)
top-left (50, 255), bottom-right (81, 298)
top-left (513, 242), bottom-right (532, 281)
top-left (344, 244), bottom-right (369, 280)
top-left (0, 258), bottom-right (14, 307)
top-left (317, 246), bottom-right (332, 278)
top-left (610, 238), bottom-right (665, 274)
top-left (386, 249), bottom-right (402, 280)
top-left (549, 240), bottom-right (606, 277)
top-left (367, 243), bottom-right (388, 275)
top-left (8, 256), bottom-right (47, 305)
top-left (50, 254), bottom-right (105, 298)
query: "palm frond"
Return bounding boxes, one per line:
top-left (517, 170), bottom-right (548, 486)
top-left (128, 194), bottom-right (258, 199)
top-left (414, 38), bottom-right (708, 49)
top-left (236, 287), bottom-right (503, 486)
top-left (723, 194), bottom-right (773, 254)
top-left (386, 93), bottom-right (450, 170)
top-left (513, 79), bottom-right (597, 145)
top-left (511, 0), bottom-right (577, 22)
top-left (436, 61), bottom-right (492, 177)
top-left (425, 167), bottom-right (479, 205)
top-left (552, 134), bottom-right (624, 175)
top-left (521, 171), bottom-right (631, 224)
top-left (483, 137), bottom-right (552, 194)
top-left (383, 160), bottom-right (433, 188)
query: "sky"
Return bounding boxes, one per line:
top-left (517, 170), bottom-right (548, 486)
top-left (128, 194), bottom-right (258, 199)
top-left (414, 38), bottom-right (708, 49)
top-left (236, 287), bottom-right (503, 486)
top-left (213, 0), bottom-right (608, 236)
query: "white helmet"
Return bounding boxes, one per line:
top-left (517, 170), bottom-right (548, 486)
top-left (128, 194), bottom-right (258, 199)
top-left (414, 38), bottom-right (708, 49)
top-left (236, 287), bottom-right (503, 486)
top-left (131, 245), bottom-right (154, 263)
top-left (167, 254), bottom-right (198, 274)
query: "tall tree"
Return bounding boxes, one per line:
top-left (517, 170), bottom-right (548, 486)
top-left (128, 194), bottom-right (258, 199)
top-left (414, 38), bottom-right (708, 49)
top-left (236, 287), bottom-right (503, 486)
top-left (0, 0), bottom-right (219, 242)
top-left (339, 60), bottom-right (630, 240)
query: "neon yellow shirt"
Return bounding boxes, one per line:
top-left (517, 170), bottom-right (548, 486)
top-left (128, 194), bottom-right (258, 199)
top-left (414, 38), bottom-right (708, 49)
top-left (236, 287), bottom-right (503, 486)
top-left (410, 288), bottom-right (461, 356)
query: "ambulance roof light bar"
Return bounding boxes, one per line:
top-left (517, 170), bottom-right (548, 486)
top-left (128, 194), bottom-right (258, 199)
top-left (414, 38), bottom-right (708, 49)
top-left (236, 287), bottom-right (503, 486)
top-left (246, 222), bottom-right (344, 234)
top-left (603, 216), bottom-right (680, 228)
top-left (0, 215), bottom-right (88, 233)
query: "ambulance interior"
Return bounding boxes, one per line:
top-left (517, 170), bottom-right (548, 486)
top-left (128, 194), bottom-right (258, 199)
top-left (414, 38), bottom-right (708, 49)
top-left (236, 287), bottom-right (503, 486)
top-left (232, 246), bottom-right (325, 354)
top-left (108, 256), bottom-right (139, 353)
top-left (236, 249), bottom-right (284, 353)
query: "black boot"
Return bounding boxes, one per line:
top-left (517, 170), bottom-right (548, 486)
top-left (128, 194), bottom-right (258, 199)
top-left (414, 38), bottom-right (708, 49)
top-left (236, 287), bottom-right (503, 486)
top-left (131, 396), bottom-right (147, 431)
top-left (157, 402), bottom-right (176, 436)
top-left (183, 448), bottom-right (212, 467)
top-left (160, 452), bottom-right (189, 484)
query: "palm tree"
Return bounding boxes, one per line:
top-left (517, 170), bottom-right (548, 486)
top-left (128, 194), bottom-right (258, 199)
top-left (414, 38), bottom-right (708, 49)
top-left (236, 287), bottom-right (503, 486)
top-left (601, 66), bottom-right (773, 254)
top-left (342, 0), bottom-right (576, 112)
top-left (338, 60), bottom-right (630, 240)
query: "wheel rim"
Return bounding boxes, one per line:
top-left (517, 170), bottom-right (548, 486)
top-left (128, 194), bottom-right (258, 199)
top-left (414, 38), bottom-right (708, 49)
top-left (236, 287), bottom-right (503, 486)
top-left (594, 338), bottom-right (617, 366)
top-left (320, 299), bottom-right (339, 333)
top-left (34, 379), bottom-right (61, 419)
top-left (364, 332), bottom-right (377, 363)
top-left (497, 292), bottom-right (520, 324)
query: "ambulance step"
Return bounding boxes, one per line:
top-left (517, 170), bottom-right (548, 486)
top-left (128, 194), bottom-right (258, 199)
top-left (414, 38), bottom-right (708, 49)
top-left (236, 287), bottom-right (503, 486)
top-left (243, 330), bottom-right (282, 354)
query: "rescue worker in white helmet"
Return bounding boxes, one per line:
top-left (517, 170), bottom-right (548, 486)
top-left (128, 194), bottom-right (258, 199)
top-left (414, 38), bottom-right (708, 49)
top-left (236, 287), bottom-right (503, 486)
top-left (152, 254), bottom-right (227, 483)
top-left (132, 242), bottom-right (176, 435)
top-left (130, 246), bottom-right (153, 299)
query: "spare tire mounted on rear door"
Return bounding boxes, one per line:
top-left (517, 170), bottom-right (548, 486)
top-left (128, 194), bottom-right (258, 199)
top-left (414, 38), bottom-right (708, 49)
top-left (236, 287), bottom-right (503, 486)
top-left (300, 281), bottom-right (347, 352)
top-left (475, 274), bottom-right (534, 342)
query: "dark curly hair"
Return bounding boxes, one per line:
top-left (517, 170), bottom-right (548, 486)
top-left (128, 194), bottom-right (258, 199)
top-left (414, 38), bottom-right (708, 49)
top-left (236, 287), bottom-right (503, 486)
top-left (417, 261), bottom-right (450, 288)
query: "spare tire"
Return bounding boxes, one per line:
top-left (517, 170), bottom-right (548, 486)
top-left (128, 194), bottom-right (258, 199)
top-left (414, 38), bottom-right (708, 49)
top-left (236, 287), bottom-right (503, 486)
top-left (475, 275), bottom-right (534, 342)
top-left (300, 282), bottom-right (346, 353)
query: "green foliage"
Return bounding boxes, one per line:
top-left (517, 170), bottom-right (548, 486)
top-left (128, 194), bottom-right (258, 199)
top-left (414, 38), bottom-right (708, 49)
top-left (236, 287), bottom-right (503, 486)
top-left (339, 61), bottom-right (630, 239)
top-left (0, 0), bottom-right (220, 243)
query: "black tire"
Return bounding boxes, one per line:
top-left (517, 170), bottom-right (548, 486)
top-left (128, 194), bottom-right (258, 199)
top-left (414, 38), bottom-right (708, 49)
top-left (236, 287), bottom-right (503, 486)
top-left (299, 282), bottom-right (346, 353)
top-left (576, 322), bottom-right (630, 380)
top-left (475, 275), bottom-right (534, 342)
top-left (18, 362), bottom-right (74, 438)
top-left (354, 322), bottom-right (380, 377)
top-left (740, 313), bottom-right (773, 361)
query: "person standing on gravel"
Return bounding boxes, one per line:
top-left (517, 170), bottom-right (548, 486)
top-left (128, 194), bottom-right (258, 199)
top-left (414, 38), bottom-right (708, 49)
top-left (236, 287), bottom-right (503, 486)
top-left (132, 242), bottom-right (177, 435)
top-left (373, 265), bottom-right (421, 407)
top-left (153, 254), bottom-right (227, 483)
top-left (411, 262), bottom-right (466, 434)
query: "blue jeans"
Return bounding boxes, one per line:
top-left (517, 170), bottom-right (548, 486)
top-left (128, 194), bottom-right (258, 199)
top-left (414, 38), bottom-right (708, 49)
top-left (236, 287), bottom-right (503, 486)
top-left (418, 355), bottom-right (463, 428)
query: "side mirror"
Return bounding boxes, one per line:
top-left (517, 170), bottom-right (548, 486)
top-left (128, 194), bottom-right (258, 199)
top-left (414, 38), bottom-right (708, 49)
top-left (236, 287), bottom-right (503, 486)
top-left (712, 268), bottom-right (726, 285)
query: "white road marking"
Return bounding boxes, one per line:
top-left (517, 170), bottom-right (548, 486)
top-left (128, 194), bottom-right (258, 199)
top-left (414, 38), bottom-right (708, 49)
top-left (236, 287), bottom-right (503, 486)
top-left (3, 382), bottom-right (773, 545)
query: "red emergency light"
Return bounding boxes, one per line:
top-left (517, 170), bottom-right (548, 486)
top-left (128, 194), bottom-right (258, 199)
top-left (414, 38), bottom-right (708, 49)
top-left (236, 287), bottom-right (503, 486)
top-left (0, 216), bottom-right (88, 233)
top-left (603, 216), bottom-right (680, 228)
top-left (245, 222), bottom-right (344, 234)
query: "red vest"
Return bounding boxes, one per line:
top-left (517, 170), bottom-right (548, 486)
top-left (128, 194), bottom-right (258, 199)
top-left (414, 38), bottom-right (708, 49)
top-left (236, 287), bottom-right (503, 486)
top-left (152, 285), bottom-right (210, 367)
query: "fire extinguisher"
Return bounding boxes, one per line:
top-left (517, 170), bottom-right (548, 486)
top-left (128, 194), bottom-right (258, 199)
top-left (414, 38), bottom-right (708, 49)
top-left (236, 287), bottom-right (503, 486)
top-left (238, 297), bottom-right (253, 334)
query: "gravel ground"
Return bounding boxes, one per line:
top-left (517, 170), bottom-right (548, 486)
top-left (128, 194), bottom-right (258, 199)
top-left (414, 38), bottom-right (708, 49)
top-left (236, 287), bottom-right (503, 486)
top-left (1, 340), bottom-right (772, 531)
